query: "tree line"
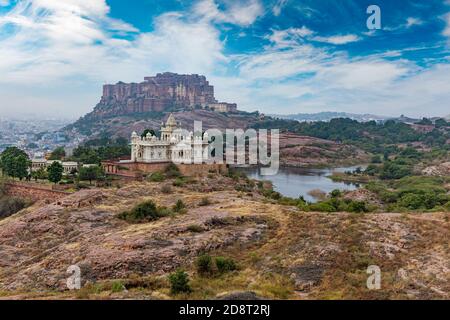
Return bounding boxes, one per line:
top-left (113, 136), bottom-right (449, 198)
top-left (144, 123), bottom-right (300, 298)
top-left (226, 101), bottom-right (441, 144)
top-left (0, 146), bottom-right (105, 186)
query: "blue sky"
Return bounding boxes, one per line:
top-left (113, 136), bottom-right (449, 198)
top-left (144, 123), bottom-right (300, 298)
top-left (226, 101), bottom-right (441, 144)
top-left (0, 0), bottom-right (450, 118)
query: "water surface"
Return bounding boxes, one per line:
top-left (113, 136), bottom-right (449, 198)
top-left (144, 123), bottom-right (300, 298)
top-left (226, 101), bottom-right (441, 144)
top-left (238, 166), bottom-right (364, 203)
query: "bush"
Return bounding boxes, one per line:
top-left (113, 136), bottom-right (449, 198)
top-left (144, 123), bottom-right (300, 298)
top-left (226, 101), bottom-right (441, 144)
top-left (444, 201), bottom-right (450, 211)
top-left (199, 197), bottom-right (211, 206)
top-left (187, 224), bottom-right (204, 233)
top-left (196, 254), bottom-right (213, 276)
top-left (371, 155), bottom-right (382, 163)
top-left (0, 196), bottom-right (29, 219)
top-left (165, 163), bottom-right (181, 178)
top-left (161, 185), bottom-right (172, 194)
top-left (365, 164), bottom-right (379, 176)
top-left (330, 189), bottom-right (342, 198)
top-left (110, 281), bottom-right (125, 293)
top-left (380, 162), bottom-right (412, 180)
top-left (215, 257), bottom-right (237, 274)
top-left (173, 199), bottom-right (186, 213)
top-left (148, 172), bottom-right (165, 182)
top-left (118, 200), bottom-right (170, 223)
top-left (168, 270), bottom-right (191, 295)
top-left (308, 202), bottom-right (336, 212)
top-left (172, 177), bottom-right (186, 187)
top-left (347, 200), bottom-right (369, 213)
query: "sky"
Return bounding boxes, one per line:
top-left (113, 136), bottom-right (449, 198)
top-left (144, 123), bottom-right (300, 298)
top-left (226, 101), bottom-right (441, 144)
top-left (0, 0), bottom-right (450, 119)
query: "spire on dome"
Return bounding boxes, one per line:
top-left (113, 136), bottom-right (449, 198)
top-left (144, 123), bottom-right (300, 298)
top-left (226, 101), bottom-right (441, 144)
top-left (166, 113), bottom-right (177, 127)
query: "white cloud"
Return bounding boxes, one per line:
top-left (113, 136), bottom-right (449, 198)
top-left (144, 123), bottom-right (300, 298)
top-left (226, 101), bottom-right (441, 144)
top-left (406, 17), bottom-right (423, 28)
top-left (266, 27), bottom-right (360, 47)
top-left (0, 0), bottom-right (228, 117)
top-left (266, 27), bottom-right (314, 48)
top-left (0, 1), bottom-right (449, 119)
top-left (0, 0), bottom-right (10, 6)
top-left (312, 34), bottom-right (361, 45)
top-left (194, 0), bottom-right (263, 27)
top-left (217, 27), bottom-right (449, 117)
top-left (272, 0), bottom-right (288, 16)
top-left (444, 13), bottom-right (450, 37)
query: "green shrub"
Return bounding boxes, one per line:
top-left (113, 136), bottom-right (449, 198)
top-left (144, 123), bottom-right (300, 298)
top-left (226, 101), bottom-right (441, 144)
top-left (148, 171), bottom-right (165, 182)
top-left (110, 281), bottom-right (125, 293)
top-left (165, 163), bottom-right (181, 178)
top-left (444, 202), bottom-right (450, 212)
top-left (365, 164), bottom-right (379, 176)
top-left (330, 189), bottom-right (342, 198)
top-left (199, 197), bottom-right (211, 206)
top-left (172, 177), bottom-right (186, 187)
top-left (371, 155), bottom-right (382, 163)
top-left (196, 254), bottom-right (213, 276)
top-left (168, 270), bottom-right (191, 295)
top-left (118, 200), bottom-right (170, 223)
top-left (308, 202), bottom-right (336, 212)
top-left (0, 196), bottom-right (29, 219)
top-left (215, 257), bottom-right (237, 274)
top-left (187, 224), bottom-right (204, 233)
top-left (380, 162), bottom-right (412, 180)
top-left (347, 201), bottom-right (369, 213)
top-left (173, 199), bottom-right (186, 213)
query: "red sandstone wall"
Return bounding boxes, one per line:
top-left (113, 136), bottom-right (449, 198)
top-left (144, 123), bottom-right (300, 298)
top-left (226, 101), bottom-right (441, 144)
top-left (4, 183), bottom-right (70, 202)
top-left (177, 163), bottom-right (227, 176)
top-left (103, 161), bottom-right (227, 180)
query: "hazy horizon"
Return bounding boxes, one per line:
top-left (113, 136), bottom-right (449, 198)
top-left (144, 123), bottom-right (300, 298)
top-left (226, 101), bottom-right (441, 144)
top-left (1, 0), bottom-right (450, 119)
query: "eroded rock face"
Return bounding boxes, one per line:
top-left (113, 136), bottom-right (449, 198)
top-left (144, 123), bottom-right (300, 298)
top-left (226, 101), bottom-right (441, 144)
top-left (89, 73), bottom-right (225, 119)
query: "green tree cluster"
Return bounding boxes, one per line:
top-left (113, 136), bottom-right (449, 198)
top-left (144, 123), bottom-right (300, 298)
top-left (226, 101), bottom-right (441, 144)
top-left (0, 147), bottom-right (31, 180)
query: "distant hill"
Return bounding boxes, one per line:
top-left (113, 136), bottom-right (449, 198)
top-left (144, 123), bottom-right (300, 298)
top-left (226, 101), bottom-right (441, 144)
top-left (269, 112), bottom-right (389, 122)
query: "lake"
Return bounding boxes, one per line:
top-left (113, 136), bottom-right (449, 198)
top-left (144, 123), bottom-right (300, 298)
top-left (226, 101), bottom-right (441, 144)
top-left (237, 165), bottom-right (365, 202)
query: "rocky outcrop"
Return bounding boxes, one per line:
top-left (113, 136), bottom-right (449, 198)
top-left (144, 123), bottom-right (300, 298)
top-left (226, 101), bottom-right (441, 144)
top-left (87, 73), bottom-right (235, 119)
top-left (422, 162), bottom-right (450, 176)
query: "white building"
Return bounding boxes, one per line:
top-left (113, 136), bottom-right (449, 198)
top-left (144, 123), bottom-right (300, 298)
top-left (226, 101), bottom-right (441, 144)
top-left (31, 159), bottom-right (79, 174)
top-left (131, 114), bottom-right (209, 164)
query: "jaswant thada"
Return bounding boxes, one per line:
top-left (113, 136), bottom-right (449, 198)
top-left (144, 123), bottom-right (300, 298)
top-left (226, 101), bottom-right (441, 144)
top-left (102, 114), bottom-right (226, 180)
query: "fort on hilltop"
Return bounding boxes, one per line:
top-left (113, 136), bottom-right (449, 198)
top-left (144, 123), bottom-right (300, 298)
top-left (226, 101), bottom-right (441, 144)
top-left (93, 72), bottom-right (237, 118)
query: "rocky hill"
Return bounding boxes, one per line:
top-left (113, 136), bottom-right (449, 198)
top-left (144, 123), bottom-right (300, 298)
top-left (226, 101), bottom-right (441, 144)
top-left (65, 73), bottom-right (247, 137)
top-left (73, 72), bottom-right (237, 124)
top-left (0, 175), bottom-right (448, 299)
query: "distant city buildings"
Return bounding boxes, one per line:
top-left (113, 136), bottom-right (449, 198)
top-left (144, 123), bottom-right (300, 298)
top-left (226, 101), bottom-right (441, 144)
top-left (0, 118), bottom-right (82, 157)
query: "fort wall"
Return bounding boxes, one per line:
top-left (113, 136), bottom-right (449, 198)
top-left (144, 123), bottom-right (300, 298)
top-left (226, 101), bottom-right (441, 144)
top-left (4, 182), bottom-right (70, 202)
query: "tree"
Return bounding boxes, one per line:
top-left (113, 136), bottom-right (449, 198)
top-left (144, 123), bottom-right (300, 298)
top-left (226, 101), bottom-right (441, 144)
top-left (79, 165), bottom-right (103, 185)
top-left (435, 118), bottom-right (449, 128)
top-left (168, 270), bottom-right (191, 295)
top-left (0, 147), bottom-right (31, 179)
top-left (416, 117), bottom-right (432, 125)
top-left (49, 147), bottom-right (66, 160)
top-left (141, 129), bottom-right (156, 138)
top-left (14, 155), bottom-right (30, 181)
top-left (32, 167), bottom-right (48, 182)
top-left (47, 161), bottom-right (63, 184)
